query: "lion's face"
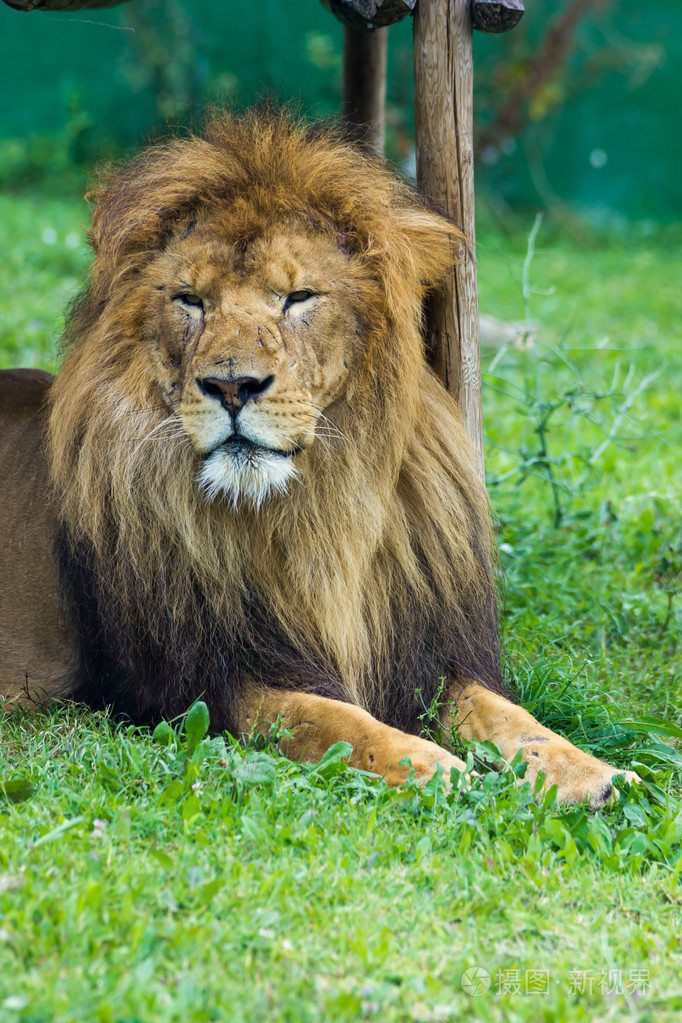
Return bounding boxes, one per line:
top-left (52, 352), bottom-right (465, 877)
top-left (54, 112), bottom-right (461, 534)
top-left (142, 221), bottom-right (369, 506)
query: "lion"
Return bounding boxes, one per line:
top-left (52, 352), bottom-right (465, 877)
top-left (0, 110), bottom-right (637, 807)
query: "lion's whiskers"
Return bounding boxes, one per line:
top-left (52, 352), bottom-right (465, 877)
top-left (307, 407), bottom-right (346, 441)
top-left (129, 415), bottom-right (188, 458)
top-left (291, 408), bottom-right (346, 442)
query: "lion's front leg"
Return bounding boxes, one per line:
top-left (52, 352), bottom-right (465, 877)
top-left (444, 683), bottom-right (639, 809)
top-left (238, 686), bottom-right (467, 788)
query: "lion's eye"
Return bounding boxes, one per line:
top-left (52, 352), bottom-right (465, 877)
top-left (283, 290), bottom-right (315, 313)
top-left (174, 293), bottom-right (204, 311)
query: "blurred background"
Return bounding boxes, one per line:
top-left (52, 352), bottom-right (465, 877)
top-left (0, 0), bottom-right (680, 227)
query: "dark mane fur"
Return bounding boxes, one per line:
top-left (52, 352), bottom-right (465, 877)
top-left (48, 109), bottom-right (508, 736)
top-left (58, 524), bottom-right (503, 736)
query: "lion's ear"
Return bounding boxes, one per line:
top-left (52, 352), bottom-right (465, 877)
top-left (88, 182), bottom-right (133, 259)
top-left (88, 200), bottom-right (105, 254)
top-left (371, 204), bottom-right (461, 324)
top-left (393, 206), bottom-right (462, 291)
top-left (88, 191), bottom-right (179, 269)
top-left (86, 140), bottom-right (218, 270)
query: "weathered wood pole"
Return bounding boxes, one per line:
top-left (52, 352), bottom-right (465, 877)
top-left (472, 0), bottom-right (524, 33)
top-left (342, 26), bottom-right (389, 154)
top-left (414, 0), bottom-right (484, 477)
top-left (2, 0), bottom-right (128, 9)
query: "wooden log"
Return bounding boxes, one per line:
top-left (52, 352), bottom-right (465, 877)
top-left (413, 0), bottom-right (484, 478)
top-left (322, 0), bottom-right (523, 34)
top-left (472, 0), bottom-right (524, 34)
top-left (321, 0), bottom-right (415, 30)
top-left (2, 0), bottom-right (128, 9)
top-left (342, 25), bottom-right (388, 154)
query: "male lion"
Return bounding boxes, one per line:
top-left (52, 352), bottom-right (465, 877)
top-left (0, 111), bottom-right (636, 807)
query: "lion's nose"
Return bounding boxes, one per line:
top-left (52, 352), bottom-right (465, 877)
top-left (198, 375), bottom-right (274, 418)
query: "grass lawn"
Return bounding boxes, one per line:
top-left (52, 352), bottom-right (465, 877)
top-left (0, 190), bottom-right (680, 1023)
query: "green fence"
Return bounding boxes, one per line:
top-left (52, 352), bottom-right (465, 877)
top-left (0, 0), bottom-right (679, 219)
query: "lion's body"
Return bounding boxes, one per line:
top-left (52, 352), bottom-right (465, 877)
top-left (0, 111), bottom-right (637, 806)
top-left (0, 370), bottom-right (76, 704)
top-left (20, 363), bottom-right (502, 736)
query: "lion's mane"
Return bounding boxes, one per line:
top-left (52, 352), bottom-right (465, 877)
top-left (49, 110), bottom-right (505, 734)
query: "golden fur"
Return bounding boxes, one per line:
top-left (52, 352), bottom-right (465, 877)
top-left (48, 109), bottom-right (503, 732)
top-left (0, 110), bottom-right (638, 807)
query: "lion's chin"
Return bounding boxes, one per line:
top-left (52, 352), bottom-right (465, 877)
top-left (198, 440), bottom-right (300, 508)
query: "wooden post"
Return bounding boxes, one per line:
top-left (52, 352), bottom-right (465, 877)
top-left (414, 0), bottom-right (484, 478)
top-left (2, 0), bottom-right (128, 9)
top-left (342, 26), bottom-right (388, 155)
top-left (472, 0), bottom-right (524, 33)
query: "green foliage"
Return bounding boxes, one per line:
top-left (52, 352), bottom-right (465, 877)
top-left (477, 218), bottom-right (681, 746)
top-left (2, 0), bottom-right (680, 218)
top-left (0, 201), bottom-right (680, 1021)
top-left (0, 194), bottom-right (90, 370)
top-left (120, 0), bottom-right (207, 124)
top-left (0, 701), bottom-right (680, 1021)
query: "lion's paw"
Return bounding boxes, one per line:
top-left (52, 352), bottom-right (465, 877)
top-left (518, 737), bottom-right (640, 810)
top-left (390, 742), bottom-right (469, 791)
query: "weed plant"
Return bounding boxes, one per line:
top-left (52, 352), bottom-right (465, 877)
top-left (0, 196), bottom-right (680, 1021)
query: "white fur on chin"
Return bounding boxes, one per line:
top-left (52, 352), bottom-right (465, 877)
top-left (198, 446), bottom-right (300, 508)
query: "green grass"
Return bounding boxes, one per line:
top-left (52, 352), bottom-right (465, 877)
top-left (0, 193), bottom-right (90, 370)
top-left (1, 190), bottom-right (681, 1023)
top-left (476, 219), bottom-right (681, 732)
